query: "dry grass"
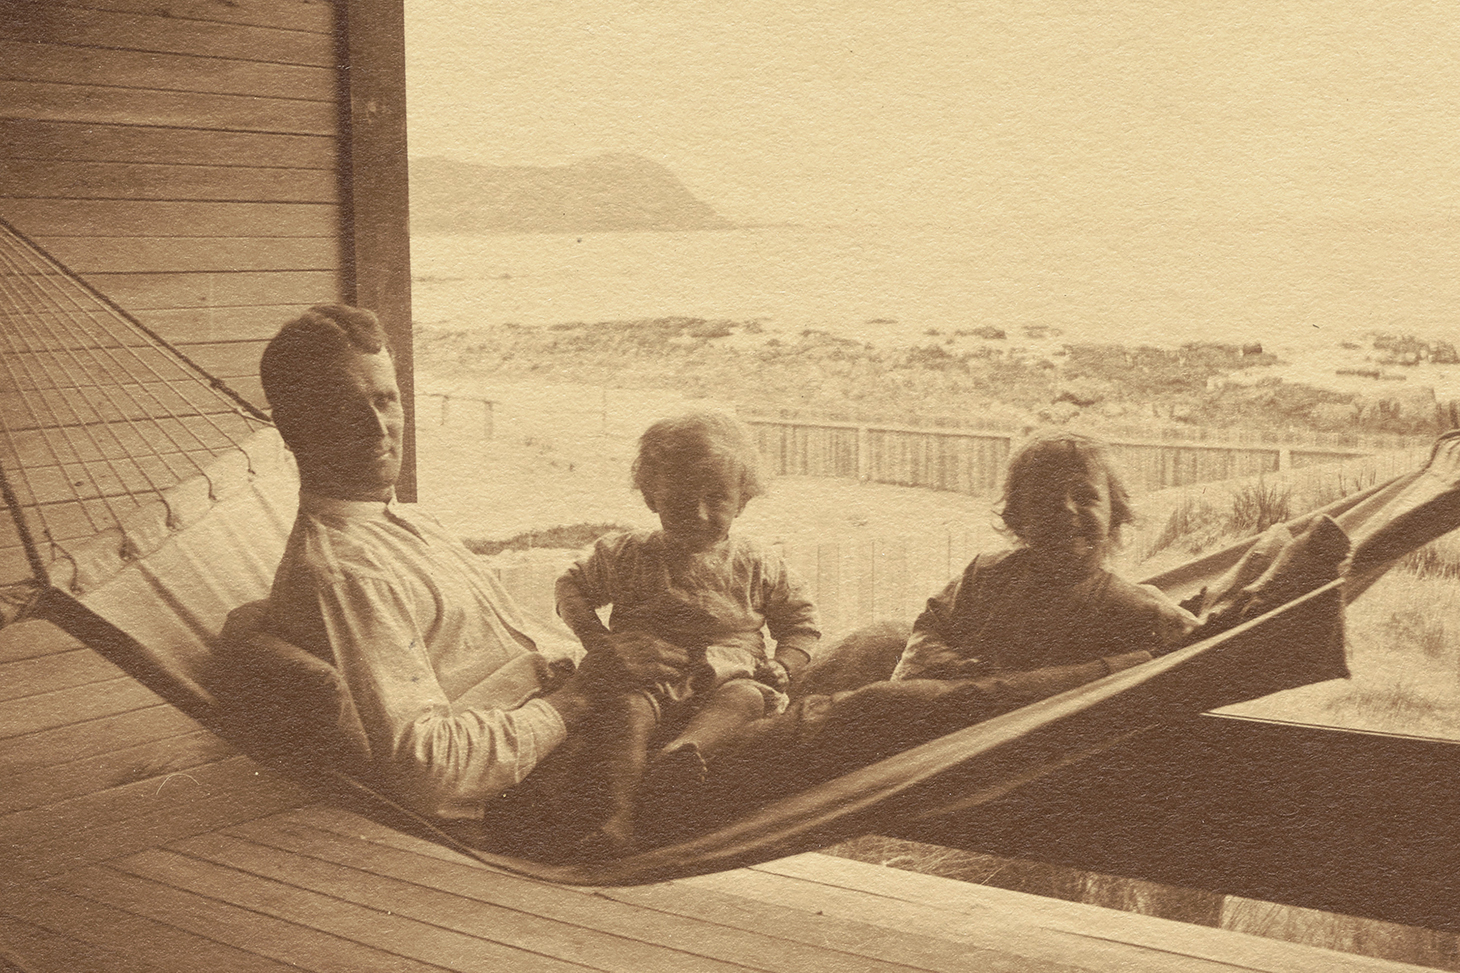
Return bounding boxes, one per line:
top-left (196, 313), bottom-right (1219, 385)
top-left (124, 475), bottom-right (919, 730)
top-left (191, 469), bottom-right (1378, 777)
top-left (1145, 476), bottom-right (1292, 559)
top-left (1227, 476), bottom-right (1292, 536)
top-left (1139, 456), bottom-right (1460, 738)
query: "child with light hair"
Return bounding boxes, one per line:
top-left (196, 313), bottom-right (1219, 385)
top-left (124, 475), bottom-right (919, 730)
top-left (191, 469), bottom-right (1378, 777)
top-left (893, 431), bottom-right (1195, 682)
top-left (556, 409), bottom-right (819, 851)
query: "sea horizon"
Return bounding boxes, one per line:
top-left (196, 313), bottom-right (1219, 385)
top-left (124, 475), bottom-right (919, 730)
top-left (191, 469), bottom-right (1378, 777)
top-left (411, 219), bottom-right (1460, 366)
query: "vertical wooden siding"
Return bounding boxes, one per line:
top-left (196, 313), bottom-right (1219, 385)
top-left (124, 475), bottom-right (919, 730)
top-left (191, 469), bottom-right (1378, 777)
top-left (866, 427), bottom-right (1011, 494)
top-left (0, 0), bottom-right (349, 411)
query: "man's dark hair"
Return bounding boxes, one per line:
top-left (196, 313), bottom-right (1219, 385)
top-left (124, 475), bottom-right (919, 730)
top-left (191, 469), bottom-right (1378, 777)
top-left (260, 304), bottom-right (392, 415)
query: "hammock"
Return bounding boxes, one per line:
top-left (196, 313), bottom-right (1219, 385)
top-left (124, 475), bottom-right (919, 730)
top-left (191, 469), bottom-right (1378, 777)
top-left (3, 213), bottom-right (1458, 888)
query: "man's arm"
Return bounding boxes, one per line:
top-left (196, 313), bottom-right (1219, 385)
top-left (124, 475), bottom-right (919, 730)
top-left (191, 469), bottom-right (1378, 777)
top-left (320, 574), bottom-right (569, 819)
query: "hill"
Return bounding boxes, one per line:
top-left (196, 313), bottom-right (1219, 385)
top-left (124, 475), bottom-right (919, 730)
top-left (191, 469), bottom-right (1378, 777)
top-left (409, 153), bottom-right (735, 234)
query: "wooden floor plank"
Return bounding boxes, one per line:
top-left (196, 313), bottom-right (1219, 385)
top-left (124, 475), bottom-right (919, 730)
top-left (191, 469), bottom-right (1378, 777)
top-left (111, 847), bottom-right (587, 973)
top-left (0, 703), bottom-right (202, 777)
top-left (599, 880), bottom-right (1068, 973)
top-left (227, 813), bottom-right (950, 973)
top-left (0, 621), bottom-right (83, 665)
top-left (3, 876), bottom-right (290, 970)
top-left (754, 856), bottom-right (1439, 973)
top-left (691, 863), bottom-right (1269, 973)
top-left (0, 756), bottom-right (306, 881)
top-left (272, 805), bottom-right (1080, 973)
top-left (216, 806), bottom-right (1439, 973)
top-left (0, 729), bottom-right (229, 815)
top-left (52, 863), bottom-right (451, 973)
top-left (740, 855), bottom-right (1431, 973)
top-left (172, 828), bottom-right (759, 973)
top-left (0, 676), bottom-right (161, 741)
top-left (0, 912), bottom-right (166, 973)
top-left (268, 803), bottom-right (486, 865)
top-left (0, 648), bottom-right (127, 702)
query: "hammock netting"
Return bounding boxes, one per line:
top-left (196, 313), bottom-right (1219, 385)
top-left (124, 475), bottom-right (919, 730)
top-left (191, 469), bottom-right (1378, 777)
top-left (0, 216), bottom-right (269, 621)
top-left (3, 213), bottom-right (1458, 887)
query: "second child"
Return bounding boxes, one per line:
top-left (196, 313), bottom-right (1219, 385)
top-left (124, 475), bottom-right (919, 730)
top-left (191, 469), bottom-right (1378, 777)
top-left (556, 410), bottom-right (819, 851)
top-left (893, 430), bottom-right (1195, 682)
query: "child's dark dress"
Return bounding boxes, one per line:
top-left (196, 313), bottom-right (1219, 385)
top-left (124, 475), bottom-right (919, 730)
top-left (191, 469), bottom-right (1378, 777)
top-left (892, 548), bottom-right (1195, 681)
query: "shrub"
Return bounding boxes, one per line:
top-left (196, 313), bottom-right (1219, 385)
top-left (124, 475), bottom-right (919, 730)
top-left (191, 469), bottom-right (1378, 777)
top-left (1149, 495), bottom-right (1228, 556)
top-left (1382, 608), bottom-right (1448, 659)
top-left (1397, 538), bottom-right (1460, 582)
top-left (462, 522), bottom-right (630, 556)
top-left (1228, 477), bottom-right (1291, 536)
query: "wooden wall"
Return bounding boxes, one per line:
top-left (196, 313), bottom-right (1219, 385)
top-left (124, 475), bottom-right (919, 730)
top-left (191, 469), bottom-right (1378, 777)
top-left (0, 0), bottom-right (348, 411)
top-left (0, 0), bottom-right (413, 928)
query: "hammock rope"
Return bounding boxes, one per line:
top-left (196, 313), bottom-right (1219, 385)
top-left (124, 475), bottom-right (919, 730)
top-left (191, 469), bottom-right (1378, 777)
top-left (0, 228), bottom-right (249, 467)
top-left (0, 260), bottom-right (147, 543)
top-left (0, 215), bottom-right (269, 605)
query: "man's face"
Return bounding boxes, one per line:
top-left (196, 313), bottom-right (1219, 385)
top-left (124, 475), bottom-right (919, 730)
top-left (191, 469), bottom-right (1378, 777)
top-left (289, 349), bottom-right (404, 501)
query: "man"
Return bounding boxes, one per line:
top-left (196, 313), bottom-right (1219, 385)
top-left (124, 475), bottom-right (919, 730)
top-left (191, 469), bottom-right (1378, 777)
top-left (257, 304), bottom-right (679, 827)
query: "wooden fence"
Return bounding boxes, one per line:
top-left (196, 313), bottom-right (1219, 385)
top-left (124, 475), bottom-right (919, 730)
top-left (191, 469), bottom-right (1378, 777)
top-left (747, 418), bottom-right (1375, 495)
top-left (419, 389), bottom-right (496, 439)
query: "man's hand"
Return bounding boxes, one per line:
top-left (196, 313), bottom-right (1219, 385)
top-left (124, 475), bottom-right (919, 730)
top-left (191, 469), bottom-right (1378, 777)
top-left (544, 630), bottom-right (689, 731)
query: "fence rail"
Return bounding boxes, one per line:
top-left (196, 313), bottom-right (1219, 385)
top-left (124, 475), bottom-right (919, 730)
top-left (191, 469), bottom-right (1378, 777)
top-left (747, 418), bottom-right (1375, 495)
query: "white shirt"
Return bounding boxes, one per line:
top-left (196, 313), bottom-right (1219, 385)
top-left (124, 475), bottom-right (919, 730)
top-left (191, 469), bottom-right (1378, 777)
top-left (266, 493), bottom-right (581, 819)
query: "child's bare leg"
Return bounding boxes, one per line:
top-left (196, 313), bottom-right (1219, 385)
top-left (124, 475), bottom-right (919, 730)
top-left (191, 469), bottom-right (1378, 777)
top-left (663, 679), bottom-right (769, 760)
top-left (639, 680), bottom-right (767, 845)
top-left (593, 690), bottom-right (658, 851)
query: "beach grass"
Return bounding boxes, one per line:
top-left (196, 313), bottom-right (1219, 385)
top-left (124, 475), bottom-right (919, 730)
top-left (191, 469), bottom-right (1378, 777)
top-left (417, 318), bottom-right (1447, 450)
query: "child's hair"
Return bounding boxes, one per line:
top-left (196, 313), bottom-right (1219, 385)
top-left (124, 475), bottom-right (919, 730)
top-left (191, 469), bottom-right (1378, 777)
top-left (631, 410), bottom-right (767, 505)
top-left (998, 431), bottom-right (1135, 545)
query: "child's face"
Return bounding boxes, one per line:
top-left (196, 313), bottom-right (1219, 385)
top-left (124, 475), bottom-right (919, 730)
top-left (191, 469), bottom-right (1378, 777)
top-left (650, 464), bottom-right (743, 552)
top-left (1016, 461), bottom-right (1114, 571)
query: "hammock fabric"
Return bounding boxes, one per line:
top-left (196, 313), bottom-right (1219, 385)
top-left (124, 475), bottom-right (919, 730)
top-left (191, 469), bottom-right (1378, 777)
top-left (90, 433), bottom-right (1460, 887)
top-left (3, 213), bottom-right (1459, 887)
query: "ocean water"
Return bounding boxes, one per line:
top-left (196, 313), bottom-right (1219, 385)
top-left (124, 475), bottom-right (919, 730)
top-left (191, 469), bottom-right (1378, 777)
top-left (410, 219), bottom-right (1460, 361)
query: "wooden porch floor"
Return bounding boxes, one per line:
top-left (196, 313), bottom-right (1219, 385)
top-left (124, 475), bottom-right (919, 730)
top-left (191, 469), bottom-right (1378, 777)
top-left (0, 759), bottom-right (1437, 973)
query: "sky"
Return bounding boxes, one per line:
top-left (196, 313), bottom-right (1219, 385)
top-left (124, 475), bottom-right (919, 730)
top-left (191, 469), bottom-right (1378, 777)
top-left (405, 2), bottom-right (1460, 227)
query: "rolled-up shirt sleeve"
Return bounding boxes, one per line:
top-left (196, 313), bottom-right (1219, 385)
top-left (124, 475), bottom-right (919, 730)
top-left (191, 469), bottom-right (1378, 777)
top-left (320, 573), bottom-right (566, 820)
top-left (893, 574), bottom-right (979, 680)
top-left (763, 557), bottom-right (820, 660)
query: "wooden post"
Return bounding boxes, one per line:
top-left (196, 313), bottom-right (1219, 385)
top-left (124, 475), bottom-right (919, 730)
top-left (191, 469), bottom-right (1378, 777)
top-left (344, 0), bottom-right (416, 499)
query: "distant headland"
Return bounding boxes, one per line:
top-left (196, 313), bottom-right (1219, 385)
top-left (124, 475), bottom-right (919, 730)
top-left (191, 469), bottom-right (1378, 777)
top-left (409, 153), bottom-right (735, 234)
